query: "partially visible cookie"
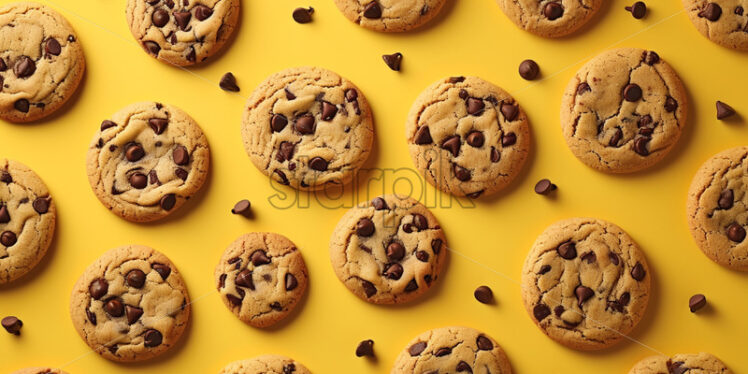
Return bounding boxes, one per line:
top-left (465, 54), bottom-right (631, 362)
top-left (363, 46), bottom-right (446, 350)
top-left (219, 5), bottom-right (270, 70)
top-left (215, 232), bottom-right (308, 328)
top-left (406, 76), bottom-right (530, 198)
top-left (241, 67), bottom-right (374, 190)
top-left (333, 0), bottom-right (447, 32)
top-left (0, 159), bottom-right (56, 285)
top-left (521, 217), bottom-right (651, 350)
top-left (496, 0), bottom-right (603, 38)
top-left (86, 102), bottom-right (210, 222)
top-left (10, 368), bottom-right (69, 374)
top-left (683, 0), bottom-right (748, 51)
top-left (391, 326), bottom-right (512, 374)
top-left (330, 195), bottom-right (447, 304)
top-left (219, 355), bottom-right (311, 374)
top-left (126, 0), bottom-right (240, 66)
top-left (69, 245), bottom-right (190, 362)
top-left (0, 2), bottom-right (86, 122)
top-left (561, 48), bottom-right (687, 173)
top-left (687, 146), bottom-right (748, 271)
top-left (628, 352), bottom-right (733, 374)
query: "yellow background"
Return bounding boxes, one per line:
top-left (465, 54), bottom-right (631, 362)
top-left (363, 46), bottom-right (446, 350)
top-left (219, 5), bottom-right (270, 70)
top-left (1, 0), bottom-right (747, 373)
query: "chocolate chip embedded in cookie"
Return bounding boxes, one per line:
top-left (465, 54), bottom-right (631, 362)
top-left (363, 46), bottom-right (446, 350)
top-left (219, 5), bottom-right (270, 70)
top-left (334, 0), bottom-right (448, 32)
top-left (392, 326), bottom-right (513, 373)
top-left (0, 2), bottom-right (85, 122)
top-left (495, 0), bottom-right (604, 38)
top-left (218, 355), bottom-right (312, 374)
top-left (86, 102), bottom-right (210, 222)
top-left (687, 146), bottom-right (748, 271)
top-left (406, 76), bottom-right (530, 198)
top-left (521, 217), bottom-right (651, 350)
top-left (69, 245), bottom-right (190, 362)
top-left (10, 368), bottom-right (70, 374)
top-left (682, 0), bottom-right (748, 51)
top-left (628, 352), bottom-right (733, 374)
top-left (330, 195), bottom-right (447, 304)
top-left (560, 48), bottom-right (687, 173)
top-left (126, 0), bottom-right (240, 66)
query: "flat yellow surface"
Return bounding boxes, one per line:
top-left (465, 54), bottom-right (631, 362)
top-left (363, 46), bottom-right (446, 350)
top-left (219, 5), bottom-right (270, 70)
top-left (1, 0), bottom-right (747, 373)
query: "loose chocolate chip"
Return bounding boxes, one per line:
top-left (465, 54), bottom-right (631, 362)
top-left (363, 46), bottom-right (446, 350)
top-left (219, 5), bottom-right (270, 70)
top-left (519, 59), bottom-right (540, 80)
top-left (575, 285), bottom-right (594, 307)
top-left (467, 98), bottom-right (485, 116)
top-left (643, 51), bottom-right (659, 65)
top-left (270, 113), bottom-right (288, 132)
top-left (143, 41), bottom-right (161, 55)
top-left (104, 298), bottom-right (124, 317)
top-left (149, 118), bottom-right (168, 134)
top-left (152, 8), bottom-right (169, 27)
top-left (623, 83), bottom-right (642, 101)
top-left (409, 341), bottom-right (427, 356)
top-left (144, 329), bottom-right (163, 347)
top-left (538, 265), bottom-right (551, 274)
top-left (727, 223), bottom-right (746, 242)
top-left (474, 285), bottom-right (493, 304)
top-left (465, 131), bottom-right (485, 148)
top-left (295, 113), bottom-right (316, 134)
top-left (382, 52), bottom-right (403, 71)
top-left (235, 269), bottom-right (254, 289)
top-left (309, 157), bottom-right (329, 171)
top-left (321, 101), bottom-right (338, 121)
top-left (14, 99), bottom-right (29, 113)
top-left (633, 136), bottom-right (650, 156)
top-left (404, 279), bottom-right (419, 292)
top-left (356, 339), bottom-right (374, 357)
top-left (533, 303), bottom-right (551, 321)
top-left (716, 101), bottom-right (736, 120)
top-left (689, 294), bottom-right (707, 312)
top-left (0, 205), bottom-right (9, 223)
top-left (414, 126), bottom-right (433, 145)
top-left (631, 262), bottom-right (646, 280)
top-left (609, 127), bottom-right (623, 147)
top-left (454, 164), bottom-right (471, 181)
top-left (0, 231), bottom-right (17, 247)
top-left (160, 194), bottom-right (176, 210)
top-left (544, 2), bottom-right (564, 20)
top-left (476, 335), bottom-right (493, 350)
top-left (175, 168), bottom-right (188, 180)
top-left (124, 305), bottom-right (144, 325)
top-left (172, 145), bottom-right (190, 165)
top-left (534, 179), bottom-right (557, 195)
top-left (101, 120), bottom-right (117, 131)
top-left (293, 7), bottom-right (314, 23)
top-left (126, 269), bottom-right (146, 288)
top-left (362, 280), bottom-right (377, 297)
top-left (500, 103), bottom-right (519, 121)
top-left (357, 218), bottom-right (375, 237)
top-left (699, 2), bottom-right (722, 21)
top-left (152, 263), bottom-right (171, 279)
top-left (386, 242), bottom-right (405, 261)
top-left (14, 56), bottom-right (35, 78)
top-left (625, 2), bottom-right (647, 19)
top-left (456, 361), bottom-right (472, 372)
top-left (1, 316), bottom-right (22, 335)
top-left (194, 4), bottom-right (213, 20)
top-left (89, 278), bottom-right (109, 300)
top-left (231, 199), bottom-right (251, 216)
top-left (384, 263), bottom-right (403, 280)
top-left (441, 135), bottom-right (461, 157)
top-left (285, 273), bottom-right (298, 291)
top-left (577, 82), bottom-right (591, 95)
top-left (718, 189), bottom-right (734, 209)
top-left (250, 250), bottom-right (272, 266)
top-left (490, 147), bottom-right (501, 163)
top-left (45, 38), bottom-right (61, 56)
top-left (363, 1), bottom-right (382, 18)
top-left (434, 347), bottom-right (452, 356)
top-left (219, 72), bottom-right (240, 92)
top-left (372, 197), bottom-right (388, 210)
top-left (173, 11), bottom-right (191, 29)
top-left (557, 241), bottom-right (576, 259)
top-left (664, 96), bottom-right (678, 112)
top-left (125, 143), bottom-right (145, 162)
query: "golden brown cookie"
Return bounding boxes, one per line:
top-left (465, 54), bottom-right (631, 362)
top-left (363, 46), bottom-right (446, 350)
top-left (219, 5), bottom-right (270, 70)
top-left (682, 0), bottom-right (748, 51)
top-left (333, 0), bottom-right (447, 32)
top-left (628, 352), bottom-right (733, 374)
top-left (496, 0), bottom-right (604, 38)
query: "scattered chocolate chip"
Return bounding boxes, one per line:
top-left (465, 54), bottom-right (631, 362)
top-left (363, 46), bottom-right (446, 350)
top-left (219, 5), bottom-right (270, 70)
top-left (414, 126), bottom-right (433, 145)
top-left (309, 157), bottom-right (329, 171)
top-left (544, 2), bottom-right (564, 20)
top-left (285, 273), bottom-right (298, 291)
top-left (172, 145), bottom-right (189, 165)
top-left (357, 218), bottom-right (375, 237)
top-left (557, 241), bottom-right (576, 259)
top-left (1, 316), bottom-right (22, 335)
top-left (231, 199), bottom-right (251, 216)
top-left (31, 197), bottom-right (49, 214)
top-left (386, 242), bottom-right (405, 261)
top-left (415, 250), bottom-right (429, 262)
top-left (490, 147), bottom-right (501, 163)
top-left (476, 335), bottom-right (493, 350)
top-left (126, 269), bottom-right (146, 288)
top-left (321, 101), bottom-right (338, 121)
top-left (689, 294), bottom-right (707, 313)
top-left (466, 131), bottom-right (485, 148)
top-left (467, 98), bottom-right (485, 116)
top-left (14, 99), bottom-right (29, 113)
top-left (125, 143), bottom-right (145, 162)
top-left (45, 38), bottom-right (61, 56)
top-left (0, 231), bottom-right (17, 247)
top-left (149, 118), bottom-right (168, 134)
top-left (271, 113), bottom-right (289, 132)
top-left (194, 5), bottom-right (213, 20)
top-left (129, 173), bottom-right (148, 189)
top-left (533, 303), bottom-right (551, 321)
top-left (538, 265), bottom-right (551, 274)
top-left (124, 305), bottom-right (143, 325)
top-left (295, 113), bottom-right (316, 134)
top-left (718, 189), bottom-right (734, 210)
top-left (409, 341), bottom-right (427, 356)
top-left (152, 263), bottom-right (171, 280)
top-left (382, 52), bottom-right (402, 71)
top-left (474, 285), bottom-right (493, 304)
top-left (235, 269), bottom-right (254, 289)
top-left (384, 263), bottom-right (404, 280)
top-left (173, 11), bottom-right (191, 30)
top-left (356, 339), bottom-right (375, 357)
top-left (250, 250), bottom-right (272, 266)
top-left (160, 194), bottom-right (176, 210)
top-left (104, 298), bottom-right (124, 317)
top-left (623, 83), bottom-right (642, 101)
top-left (152, 8), bottom-right (169, 27)
top-left (363, 1), bottom-right (382, 18)
top-left (144, 329), bottom-right (163, 347)
top-left (14, 56), bottom-right (35, 78)
top-left (362, 280), bottom-right (377, 297)
top-left (89, 278), bottom-right (109, 300)
top-left (519, 59), bottom-right (540, 80)
top-left (502, 132), bottom-right (517, 147)
top-left (501, 103), bottom-right (519, 121)
top-left (293, 7), bottom-right (314, 23)
top-left (441, 135), bottom-right (461, 157)
top-left (575, 285), bottom-right (594, 307)
top-left (101, 120), bottom-right (117, 131)
top-left (633, 136), bottom-right (650, 156)
top-left (143, 41), bottom-right (161, 55)
top-left (534, 179), bottom-right (557, 195)
top-left (631, 262), bottom-right (646, 280)
top-left (372, 197), bottom-right (388, 210)
top-left (699, 2), bottom-right (722, 21)
top-left (625, 1), bottom-right (647, 19)
top-left (219, 72), bottom-right (240, 92)
top-left (727, 222), bottom-right (746, 242)
top-left (664, 96), bottom-right (678, 112)
top-left (716, 101), bottom-right (736, 120)
top-left (453, 164), bottom-right (471, 181)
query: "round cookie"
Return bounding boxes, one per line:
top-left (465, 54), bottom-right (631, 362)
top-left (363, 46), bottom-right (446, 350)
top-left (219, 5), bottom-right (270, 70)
top-left (406, 76), bottom-right (530, 198)
top-left (687, 146), bottom-right (748, 271)
top-left (86, 102), bottom-right (210, 222)
top-left (521, 217), bottom-right (651, 350)
top-left (10, 368), bottom-right (69, 374)
top-left (560, 48), bottom-right (687, 173)
top-left (218, 355), bottom-right (311, 374)
top-left (628, 352), bottom-right (733, 374)
top-left (0, 159), bottom-right (56, 285)
top-left (126, 0), bottom-right (240, 66)
top-left (496, 0), bottom-right (603, 38)
top-left (0, 2), bottom-right (85, 122)
top-left (214, 232), bottom-right (308, 328)
top-left (333, 0), bottom-right (447, 32)
top-left (329, 195), bottom-right (447, 304)
top-left (241, 67), bottom-right (374, 190)
top-left (392, 326), bottom-right (512, 374)
top-left (682, 0), bottom-right (748, 51)
top-left (69, 245), bottom-right (190, 362)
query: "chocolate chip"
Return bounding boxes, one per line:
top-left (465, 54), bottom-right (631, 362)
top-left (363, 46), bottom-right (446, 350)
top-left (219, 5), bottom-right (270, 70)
top-left (194, 4), bottom-right (213, 20)
top-left (699, 2), bottom-right (722, 21)
top-left (454, 164), bottom-right (471, 181)
top-left (538, 265), bottom-right (551, 274)
top-left (143, 41), bottom-right (161, 55)
top-left (0, 205), bottom-right (9, 223)
top-left (274, 169), bottom-right (289, 185)
top-left (463, 131), bottom-right (484, 148)
top-left (557, 241), bottom-right (576, 259)
top-left (575, 285), bottom-right (594, 307)
top-left (533, 303), bottom-right (551, 321)
top-left (1, 172), bottom-right (11, 184)
top-left (160, 194), bottom-right (176, 210)
top-left (152, 8), bottom-right (169, 27)
top-left (736, 6), bottom-right (744, 15)
top-left (474, 285), bottom-right (493, 304)
top-left (149, 118), bottom-right (168, 134)
top-left (357, 218), bottom-right (375, 237)
top-left (128, 172), bottom-right (147, 189)
top-left (467, 98), bottom-right (485, 116)
top-left (285, 273), bottom-right (298, 291)
top-left (14, 56), bottom-right (35, 78)
top-left (435, 347), bottom-right (452, 356)
top-left (0, 231), bottom-right (17, 247)
top-left (149, 170), bottom-right (160, 185)
top-left (122, 305), bottom-right (143, 325)
top-left (718, 189), bottom-right (734, 209)
top-left (412, 250), bottom-right (428, 262)
top-left (270, 113), bottom-right (289, 132)
top-left (235, 269), bottom-right (254, 289)
top-left (408, 341), bottom-right (427, 356)
top-left (384, 263), bottom-right (403, 280)
top-left (414, 126), bottom-right (433, 145)
top-left (124, 143), bottom-right (144, 162)
top-left (500, 103), bottom-right (519, 121)
top-left (386, 242), bottom-right (405, 261)
top-left (172, 145), bottom-right (190, 165)
top-left (633, 136), bottom-right (650, 156)
top-left (609, 127), bottom-right (623, 147)
top-left (0, 58), bottom-right (5, 71)
top-left (363, 1), bottom-right (382, 18)
top-left (295, 113), bottom-right (316, 134)
top-left (544, 2), bottom-right (564, 20)
top-left (623, 83), bottom-right (642, 101)
top-left (519, 59), bottom-right (540, 80)
top-left (577, 82), bottom-right (591, 95)
top-left (231, 199), bottom-right (251, 216)
top-left (456, 361), bottom-right (472, 372)
top-left (372, 197), bottom-right (388, 210)
top-left (186, 47), bottom-right (196, 62)
top-left (664, 96), bottom-right (678, 112)
top-left (173, 11), bottom-right (191, 29)
top-left (689, 294), bottom-right (707, 312)
top-left (642, 51), bottom-right (659, 65)
top-left (144, 329), bottom-right (163, 347)
top-left (716, 101), bottom-right (736, 120)
top-left (534, 179), bottom-right (557, 195)
top-left (45, 38), bottom-right (61, 56)
top-left (226, 292), bottom-right (243, 306)
top-left (219, 72), bottom-right (240, 92)
top-left (355, 339), bottom-right (374, 357)
top-left (309, 157), bottom-right (329, 171)
top-left (404, 279), bottom-right (419, 292)
top-left (126, 269), bottom-right (146, 288)
top-left (100, 120), bottom-right (117, 131)
top-left (1, 316), bottom-right (22, 335)
top-left (727, 223), bottom-right (746, 242)
top-left (625, 2), bottom-right (647, 19)
top-left (175, 168), bottom-right (188, 180)
top-left (292, 7), bottom-right (314, 23)
top-left (490, 147), bottom-right (501, 163)
top-left (152, 263), bottom-right (171, 279)
top-left (86, 309), bottom-right (97, 325)
top-left (382, 52), bottom-right (402, 71)
top-left (631, 262), bottom-right (646, 281)
top-left (441, 135), bottom-right (461, 157)
top-left (432, 238), bottom-right (443, 254)
top-left (362, 280), bottom-right (377, 297)
top-left (104, 298), bottom-right (124, 317)
top-left (250, 250), bottom-right (272, 266)
top-left (476, 335), bottom-right (493, 350)
top-left (14, 99), bottom-right (29, 113)
top-left (89, 278), bottom-right (108, 300)
top-left (554, 305), bottom-right (565, 317)
top-left (321, 101), bottom-right (338, 121)
top-left (609, 252), bottom-right (620, 266)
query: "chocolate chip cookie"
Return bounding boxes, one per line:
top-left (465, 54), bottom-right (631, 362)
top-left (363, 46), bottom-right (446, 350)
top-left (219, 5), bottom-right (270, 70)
top-left (496, 0), bottom-right (604, 38)
top-left (561, 48), bottom-right (687, 173)
top-left (69, 245), bottom-right (190, 362)
top-left (406, 76), bottom-right (530, 198)
top-left (330, 195), bottom-right (447, 304)
top-left (126, 0), bottom-right (240, 66)
top-left (0, 2), bottom-right (85, 122)
top-left (628, 352), bottom-right (733, 374)
top-left (391, 326), bottom-right (513, 374)
top-left (10, 368), bottom-right (68, 374)
top-left (0, 159), bottom-right (56, 285)
top-left (86, 102), bottom-right (210, 222)
top-left (215, 232), bottom-right (308, 328)
top-left (219, 355), bottom-right (311, 374)
top-left (241, 67), bottom-right (374, 190)
top-left (683, 0), bottom-right (748, 51)
top-left (687, 146), bottom-right (748, 271)
top-left (521, 217), bottom-right (651, 350)
top-left (333, 0), bottom-right (447, 32)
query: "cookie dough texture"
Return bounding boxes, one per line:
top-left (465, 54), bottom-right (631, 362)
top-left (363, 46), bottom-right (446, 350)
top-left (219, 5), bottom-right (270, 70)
top-left (69, 245), bottom-right (190, 362)
top-left (0, 159), bottom-right (56, 285)
top-left (687, 146), bottom-right (748, 271)
top-left (392, 326), bottom-right (512, 374)
top-left (10, 368), bottom-right (68, 374)
top-left (126, 0), bottom-right (240, 66)
top-left (242, 67), bottom-right (374, 190)
top-left (406, 76), bottom-right (530, 198)
top-left (521, 217), bottom-right (651, 350)
top-left (683, 0), bottom-right (748, 51)
top-left (219, 355), bottom-right (311, 374)
top-left (0, 2), bottom-right (85, 122)
top-left (215, 232), bottom-right (309, 328)
top-left (561, 48), bottom-right (687, 173)
top-left (628, 352), bottom-right (733, 374)
top-left (330, 195), bottom-right (447, 304)
top-left (496, 0), bottom-right (603, 38)
top-left (86, 102), bottom-right (210, 222)
top-left (333, 0), bottom-right (447, 32)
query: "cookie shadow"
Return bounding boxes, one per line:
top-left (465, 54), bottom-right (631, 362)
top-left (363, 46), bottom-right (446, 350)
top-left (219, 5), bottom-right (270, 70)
top-left (139, 160), bottom-right (214, 227)
top-left (5, 68), bottom-right (88, 126)
top-left (0, 215), bottom-right (59, 291)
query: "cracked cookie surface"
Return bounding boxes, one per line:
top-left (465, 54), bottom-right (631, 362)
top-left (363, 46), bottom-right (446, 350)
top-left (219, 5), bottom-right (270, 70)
top-left (69, 245), bottom-right (190, 362)
top-left (521, 217), bottom-right (651, 350)
top-left (496, 0), bottom-right (603, 38)
top-left (242, 67), bottom-right (374, 190)
top-left (406, 76), bottom-right (530, 198)
top-left (126, 0), bottom-right (240, 66)
top-left (560, 48), bottom-right (687, 173)
top-left (0, 2), bottom-right (85, 122)
top-left (333, 0), bottom-right (447, 32)
top-left (628, 352), bottom-right (733, 374)
top-left (215, 232), bottom-right (308, 328)
top-left (687, 146), bottom-right (748, 271)
top-left (219, 355), bottom-right (311, 374)
top-left (330, 195), bottom-right (447, 305)
top-left (0, 159), bottom-right (55, 285)
top-left (683, 0), bottom-right (748, 51)
top-left (391, 326), bottom-right (512, 374)
top-left (86, 101), bottom-right (210, 222)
